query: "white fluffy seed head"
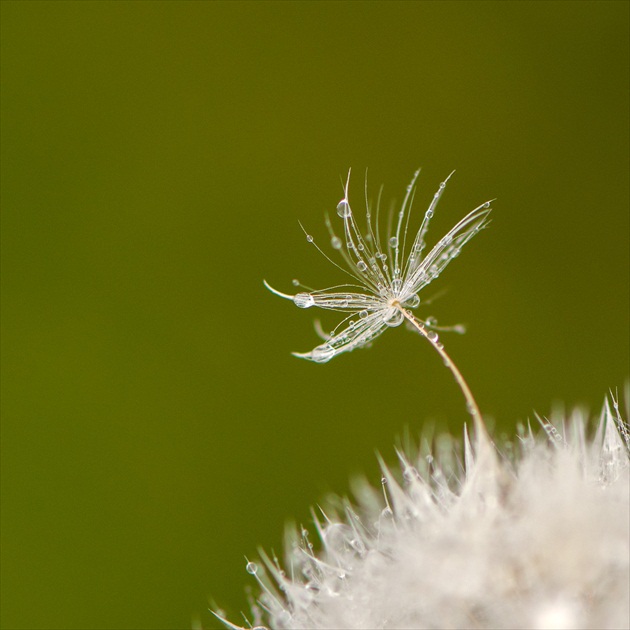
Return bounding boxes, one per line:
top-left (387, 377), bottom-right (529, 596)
top-left (219, 398), bottom-right (629, 630)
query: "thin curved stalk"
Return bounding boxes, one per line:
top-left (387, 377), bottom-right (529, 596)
top-left (402, 308), bottom-right (488, 438)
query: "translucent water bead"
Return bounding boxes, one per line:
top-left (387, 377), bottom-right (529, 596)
top-left (312, 344), bottom-right (335, 363)
top-left (403, 294), bottom-right (420, 308)
top-left (336, 199), bottom-right (351, 218)
top-left (293, 293), bottom-right (314, 308)
top-left (384, 308), bottom-right (404, 327)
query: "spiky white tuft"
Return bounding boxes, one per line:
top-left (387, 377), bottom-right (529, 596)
top-left (218, 397), bottom-right (629, 630)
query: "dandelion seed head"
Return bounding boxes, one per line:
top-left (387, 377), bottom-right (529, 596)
top-left (265, 170), bottom-right (492, 362)
top-left (218, 397), bottom-right (629, 630)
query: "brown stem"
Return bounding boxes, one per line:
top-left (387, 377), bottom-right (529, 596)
top-left (402, 308), bottom-right (487, 437)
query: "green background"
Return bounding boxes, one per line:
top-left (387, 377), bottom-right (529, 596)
top-left (2, 1), bottom-right (628, 628)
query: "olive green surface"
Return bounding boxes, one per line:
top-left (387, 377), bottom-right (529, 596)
top-left (2, 2), bottom-right (628, 629)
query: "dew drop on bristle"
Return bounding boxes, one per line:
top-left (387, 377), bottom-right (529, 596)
top-left (392, 278), bottom-right (402, 293)
top-left (306, 234), bottom-right (314, 243)
top-left (292, 279), bottom-right (300, 286)
top-left (293, 293), bottom-right (315, 308)
top-left (246, 562), bottom-right (258, 575)
top-left (484, 201), bottom-right (491, 208)
top-left (357, 260), bottom-right (368, 272)
top-left (331, 236), bottom-right (342, 250)
top-left (426, 210), bottom-right (434, 219)
top-left (389, 236), bottom-right (398, 248)
top-left (427, 331), bottom-right (439, 342)
top-left (312, 344), bottom-right (335, 363)
top-left (384, 309), bottom-right (404, 327)
top-left (404, 294), bottom-right (420, 308)
top-left (336, 199), bottom-right (351, 218)
top-left (359, 310), bottom-right (368, 319)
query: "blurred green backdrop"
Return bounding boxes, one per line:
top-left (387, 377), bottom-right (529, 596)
top-left (2, 1), bottom-right (628, 629)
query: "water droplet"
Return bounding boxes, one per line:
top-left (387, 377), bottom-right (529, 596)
top-left (403, 294), bottom-right (420, 308)
top-left (348, 321), bottom-right (355, 329)
top-left (439, 181), bottom-right (446, 189)
top-left (336, 199), bottom-right (351, 218)
top-left (381, 476), bottom-right (387, 485)
top-left (357, 260), bottom-right (368, 272)
top-left (425, 316), bottom-right (437, 326)
top-left (382, 264), bottom-right (388, 272)
top-left (389, 236), bottom-right (398, 248)
top-left (394, 267), bottom-right (400, 275)
top-left (312, 344), bottom-right (335, 363)
top-left (292, 279), bottom-right (300, 286)
top-left (246, 561), bottom-right (258, 575)
top-left (406, 184), bottom-right (412, 192)
top-left (427, 331), bottom-right (439, 342)
top-left (425, 210), bottom-right (434, 219)
top-left (392, 278), bottom-right (402, 293)
top-left (293, 293), bottom-right (314, 308)
top-left (359, 310), bottom-right (368, 319)
top-left (483, 201), bottom-right (491, 208)
top-left (454, 324), bottom-right (466, 334)
top-left (357, 243), bottom-right (364, 251)
top-left (435, 342), bottom-right (443, 349)
top-left (384, 308), bottom-right (404, 327)
top-left (306, 234), bottom-right (314, 243)
top-left (331, 236), bottom-right (342, 250)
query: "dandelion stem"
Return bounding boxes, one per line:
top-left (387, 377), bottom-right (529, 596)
top-left (402, 309), bottom-right (487, 436)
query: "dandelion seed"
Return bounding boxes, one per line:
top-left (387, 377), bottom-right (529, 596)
top-left (264, 168), bottom-right (493, 431)
top-left (265, 170), bottom-right (491, 367)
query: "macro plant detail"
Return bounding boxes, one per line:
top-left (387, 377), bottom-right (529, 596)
top-left (216, 397), bottom-right (629, 630)
top-left (264, 169), bottom-right (492, 365)
top-left (265, 170), bottom-right (491, 434)
top-left (213, 170), bottom-right (630, 630)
